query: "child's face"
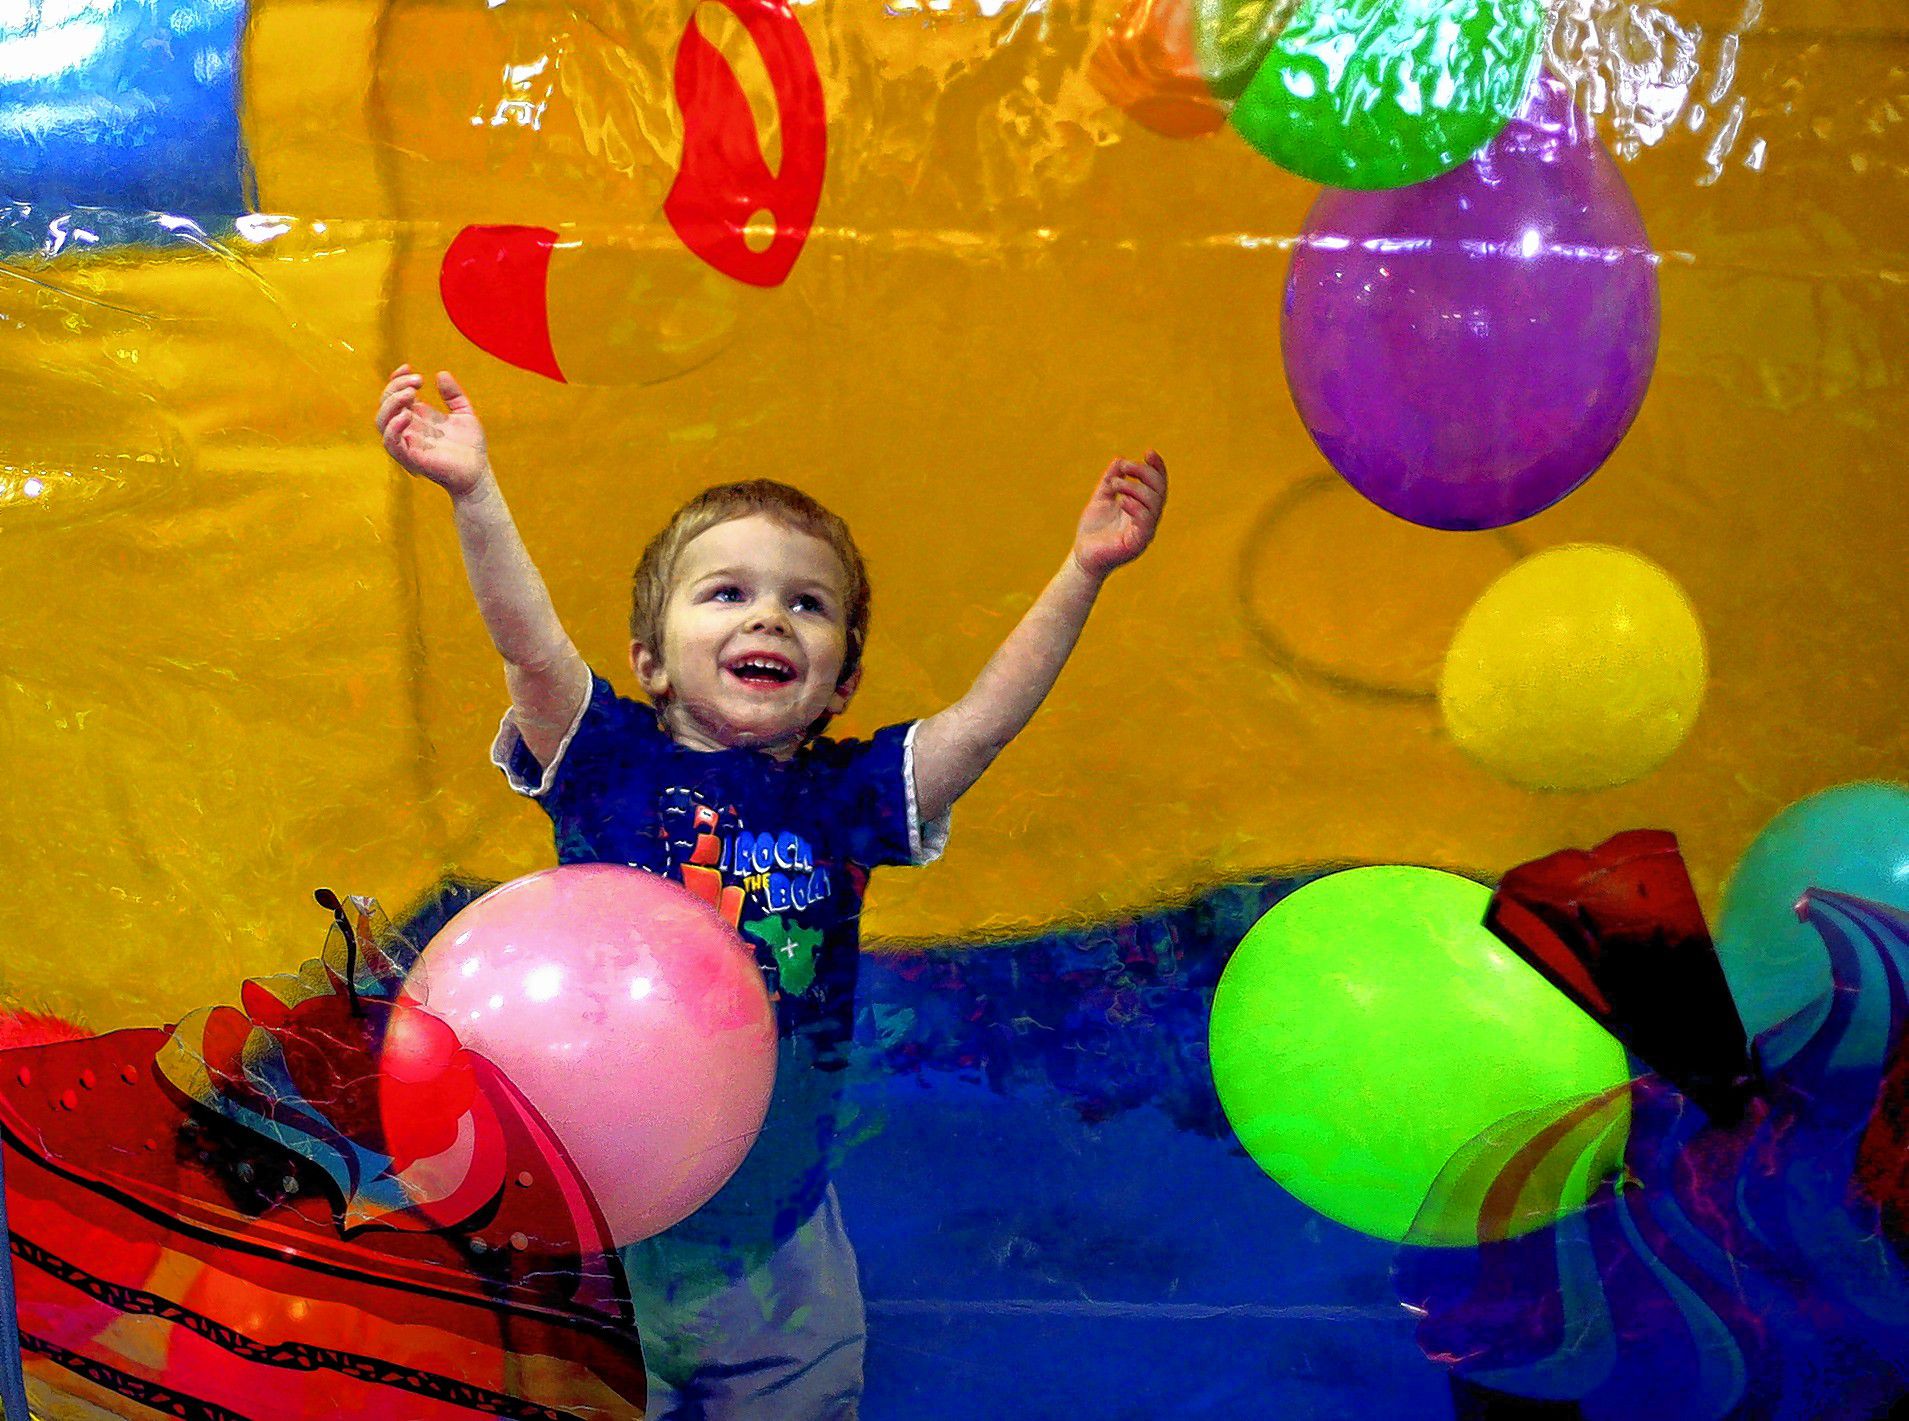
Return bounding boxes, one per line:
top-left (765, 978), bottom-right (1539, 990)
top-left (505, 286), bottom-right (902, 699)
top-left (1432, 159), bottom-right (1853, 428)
top-left (632, 513), bottom-right (858, 758)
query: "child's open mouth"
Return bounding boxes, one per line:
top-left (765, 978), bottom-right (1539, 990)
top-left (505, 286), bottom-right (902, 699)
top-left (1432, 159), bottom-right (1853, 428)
top-left (726, 655), bottom-right (798, 689)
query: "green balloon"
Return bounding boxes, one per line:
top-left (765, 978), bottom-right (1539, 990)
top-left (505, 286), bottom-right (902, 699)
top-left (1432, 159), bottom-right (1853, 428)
top-left (1228, 0), bottom-right (1545, 190)
top-left (1208, 866), bottom-right (1629, 1245)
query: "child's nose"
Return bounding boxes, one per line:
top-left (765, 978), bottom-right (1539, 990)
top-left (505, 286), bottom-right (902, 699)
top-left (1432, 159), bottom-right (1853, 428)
top-left (745, 603), bottom-right (789, 634)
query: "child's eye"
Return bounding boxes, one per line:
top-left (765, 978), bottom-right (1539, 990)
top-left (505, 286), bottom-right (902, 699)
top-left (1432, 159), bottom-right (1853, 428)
top-left (710, 585), bottom-right (744, 603)
top-left (792, 593), bottom-right (827, 614)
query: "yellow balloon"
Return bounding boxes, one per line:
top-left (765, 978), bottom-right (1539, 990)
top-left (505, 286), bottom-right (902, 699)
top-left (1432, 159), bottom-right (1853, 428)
top-left (1439, 546), bottom-right (1708, 791)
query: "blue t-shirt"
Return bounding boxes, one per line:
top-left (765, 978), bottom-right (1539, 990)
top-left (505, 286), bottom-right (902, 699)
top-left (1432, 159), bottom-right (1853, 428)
top-left (491, 672), bottom-right (947, 1249)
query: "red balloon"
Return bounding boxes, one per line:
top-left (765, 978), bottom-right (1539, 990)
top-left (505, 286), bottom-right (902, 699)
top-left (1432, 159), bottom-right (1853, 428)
top-left (378, 997), bottom-right (479, 1169)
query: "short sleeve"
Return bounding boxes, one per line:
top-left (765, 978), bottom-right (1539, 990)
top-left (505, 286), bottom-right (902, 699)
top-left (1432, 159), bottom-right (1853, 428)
top-left (489, 672), bottom-right (661, 803)
top-left (804, 720), bottom-right (950, 869)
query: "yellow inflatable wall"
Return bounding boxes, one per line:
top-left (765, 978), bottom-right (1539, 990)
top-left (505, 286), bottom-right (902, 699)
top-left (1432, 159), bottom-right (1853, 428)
top-left (1, 0), bottom-right (1902, 1033)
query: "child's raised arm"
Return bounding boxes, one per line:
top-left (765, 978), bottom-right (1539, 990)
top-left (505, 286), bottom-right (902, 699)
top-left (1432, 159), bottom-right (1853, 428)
top-left (911, 451), bottom-right (1167, 826)
top-left (376, 365), bottom-right (590, 766)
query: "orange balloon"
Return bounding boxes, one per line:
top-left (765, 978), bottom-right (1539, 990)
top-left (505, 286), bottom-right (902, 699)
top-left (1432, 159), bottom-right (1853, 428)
top-left (1089, 0), bottom-right (1231, 139)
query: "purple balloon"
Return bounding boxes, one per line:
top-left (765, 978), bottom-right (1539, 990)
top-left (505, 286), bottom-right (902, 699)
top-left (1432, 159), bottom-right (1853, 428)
top-left (1282, 74), bottom-right (1660, 532)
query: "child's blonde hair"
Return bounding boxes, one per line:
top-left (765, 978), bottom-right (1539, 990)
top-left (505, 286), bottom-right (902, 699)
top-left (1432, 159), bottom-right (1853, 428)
top-left (630, 480), bottom-right (872, 716)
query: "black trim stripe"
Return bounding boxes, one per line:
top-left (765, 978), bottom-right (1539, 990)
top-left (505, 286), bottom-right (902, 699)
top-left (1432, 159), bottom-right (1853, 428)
top-left (14, 1233), bottom-right (575, 1420)
top-left (0, 1116), bottom-right (632, 1337)
top-left (22, 1332), bottom-right (253, 1421)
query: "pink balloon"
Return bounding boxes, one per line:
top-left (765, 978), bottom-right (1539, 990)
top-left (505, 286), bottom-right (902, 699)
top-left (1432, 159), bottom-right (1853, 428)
top-left (404, 864), bottom-right (778, 1246)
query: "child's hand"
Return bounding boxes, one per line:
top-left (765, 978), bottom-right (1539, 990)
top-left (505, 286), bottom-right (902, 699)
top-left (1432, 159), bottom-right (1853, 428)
top-left (1073, 451), bottom-right (1167, 581)
top-left (376, 366), bottom-right (490, 498)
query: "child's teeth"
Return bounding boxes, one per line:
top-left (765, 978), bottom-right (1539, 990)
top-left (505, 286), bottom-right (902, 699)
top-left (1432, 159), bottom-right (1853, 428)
top-left (733, 660), bottom-right (790, 681)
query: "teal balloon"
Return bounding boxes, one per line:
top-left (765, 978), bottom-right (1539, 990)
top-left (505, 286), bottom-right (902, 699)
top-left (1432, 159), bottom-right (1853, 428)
top-left (1717, 781), bottom-right (1909, 1041)
top-left (1229, 0), bottom-right (1545, 190)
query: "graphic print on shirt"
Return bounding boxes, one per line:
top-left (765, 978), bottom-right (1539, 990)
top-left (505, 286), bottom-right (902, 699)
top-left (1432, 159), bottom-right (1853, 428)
top-left (748, 913), bottom-right (824, 997)
top-left (657, 787), bottom-right (833, 1004)
top-left (662, 794), bottom-right (747, 928)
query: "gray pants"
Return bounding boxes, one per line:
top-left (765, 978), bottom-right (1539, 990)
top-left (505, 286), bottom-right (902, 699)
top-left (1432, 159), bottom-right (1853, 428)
top-left (624, 1185), bottom-right (866, 1420)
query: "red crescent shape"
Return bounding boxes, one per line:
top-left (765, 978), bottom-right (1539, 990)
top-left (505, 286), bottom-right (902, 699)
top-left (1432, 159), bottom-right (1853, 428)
top-left (438, 225), bottom-right (567, 382)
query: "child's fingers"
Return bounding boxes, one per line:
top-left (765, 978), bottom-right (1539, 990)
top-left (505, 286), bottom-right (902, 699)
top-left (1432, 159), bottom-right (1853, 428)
top-left (1110, 456), bottom-right (1164, 494)
top-left (393, 396), bottom-right (448, 445)
top-left (1122, 493), bottom-right (1161, 528)
top-left (1109, 467), bottom-right (1164, 517)
top-left (390, 404), bottom-right (439, 444)
top-left (374, 385), bottom-right (419, 431)
top-left (436, 370), bottom-right (474, 413)
top-left (375, 383), bottom-right (424, 432)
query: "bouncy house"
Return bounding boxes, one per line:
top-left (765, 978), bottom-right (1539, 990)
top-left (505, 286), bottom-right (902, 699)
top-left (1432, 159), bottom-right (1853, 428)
top-left (0, 0), bottom-right (1905, 1415)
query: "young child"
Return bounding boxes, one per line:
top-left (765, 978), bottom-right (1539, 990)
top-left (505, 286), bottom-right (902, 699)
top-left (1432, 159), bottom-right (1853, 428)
top-left (376, 365), bottom-right (1167, 1419)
